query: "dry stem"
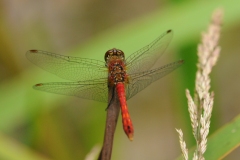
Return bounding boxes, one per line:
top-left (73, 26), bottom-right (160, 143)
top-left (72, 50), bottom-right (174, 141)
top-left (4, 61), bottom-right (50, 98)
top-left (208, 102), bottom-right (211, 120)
top-left (98, 86), bottom-right (120, 160)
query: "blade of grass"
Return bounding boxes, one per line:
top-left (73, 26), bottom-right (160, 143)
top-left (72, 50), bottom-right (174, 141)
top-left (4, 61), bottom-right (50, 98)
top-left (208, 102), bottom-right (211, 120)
top-left (176, 114), bottom-right (240, 159)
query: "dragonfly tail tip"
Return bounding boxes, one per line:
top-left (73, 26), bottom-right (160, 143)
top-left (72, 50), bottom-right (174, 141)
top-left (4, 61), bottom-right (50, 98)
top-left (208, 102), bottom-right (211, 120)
top-left (128, 134), bottom-right (134, 141)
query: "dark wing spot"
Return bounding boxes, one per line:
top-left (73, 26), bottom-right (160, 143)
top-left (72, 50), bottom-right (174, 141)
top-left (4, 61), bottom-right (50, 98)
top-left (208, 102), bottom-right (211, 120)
top-left (30, 50), bottom-right (38, 53)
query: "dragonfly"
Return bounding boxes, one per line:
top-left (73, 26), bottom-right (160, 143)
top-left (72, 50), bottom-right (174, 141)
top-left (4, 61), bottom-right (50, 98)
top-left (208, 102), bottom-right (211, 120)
top-left (26, 30), bottom-right (184, 141)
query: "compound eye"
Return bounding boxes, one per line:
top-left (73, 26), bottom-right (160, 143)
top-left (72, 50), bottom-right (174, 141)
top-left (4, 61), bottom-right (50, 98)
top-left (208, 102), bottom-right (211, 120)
top-left (104, 50), bottom-right (113, 61)
top-left (119, 50), bottom-right (125, 59)
top-left (117, 50), bottom-right (121, 55)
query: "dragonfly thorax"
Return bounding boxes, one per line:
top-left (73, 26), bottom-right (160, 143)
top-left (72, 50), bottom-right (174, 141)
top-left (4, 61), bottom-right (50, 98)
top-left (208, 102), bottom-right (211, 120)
top-left (105, 49), bottom-right (128, 85)
top-left (104, 48), bottom-right (125, 62)
top-left (108, 62), bottom-right (128, 85)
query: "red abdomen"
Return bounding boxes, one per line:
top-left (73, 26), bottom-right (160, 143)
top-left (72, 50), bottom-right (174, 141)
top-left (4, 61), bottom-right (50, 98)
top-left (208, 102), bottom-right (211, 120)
top-left (116, 83), bottom-right (134, 141)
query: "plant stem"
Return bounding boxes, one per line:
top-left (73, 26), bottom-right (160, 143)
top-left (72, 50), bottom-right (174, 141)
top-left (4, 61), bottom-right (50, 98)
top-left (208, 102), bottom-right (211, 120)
top-left (98, 86), bottom-right (120, 160)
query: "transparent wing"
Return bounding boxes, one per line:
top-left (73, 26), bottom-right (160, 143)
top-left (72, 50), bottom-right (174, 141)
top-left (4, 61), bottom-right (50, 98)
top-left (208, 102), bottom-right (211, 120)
top-left (126, 30), bottom-right (173, 74)
top-left (126, 60), bottom-right (184, 100)
top-left (33, 80), bottom-right (108, 102)
top-left (26, 50), bottom-right (107, 82)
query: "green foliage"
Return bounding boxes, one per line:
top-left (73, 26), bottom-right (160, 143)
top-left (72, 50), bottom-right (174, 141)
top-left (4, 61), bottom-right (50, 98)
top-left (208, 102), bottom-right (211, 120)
top-left (0, 0), bottom-right (240, 159)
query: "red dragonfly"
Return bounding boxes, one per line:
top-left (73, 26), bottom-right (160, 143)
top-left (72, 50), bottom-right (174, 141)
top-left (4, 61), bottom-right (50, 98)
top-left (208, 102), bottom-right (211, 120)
top-left (26, 30), bottom-right (184, 141)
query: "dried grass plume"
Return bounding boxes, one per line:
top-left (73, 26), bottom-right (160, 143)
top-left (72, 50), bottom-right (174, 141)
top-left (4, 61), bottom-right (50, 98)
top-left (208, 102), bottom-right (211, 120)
top-left (176, 9), bottom-right (223, 160)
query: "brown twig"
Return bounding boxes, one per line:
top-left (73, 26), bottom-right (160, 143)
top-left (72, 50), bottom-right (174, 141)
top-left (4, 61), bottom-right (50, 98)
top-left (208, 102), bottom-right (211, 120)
top-left (98, 86), bottom-right (120, 160)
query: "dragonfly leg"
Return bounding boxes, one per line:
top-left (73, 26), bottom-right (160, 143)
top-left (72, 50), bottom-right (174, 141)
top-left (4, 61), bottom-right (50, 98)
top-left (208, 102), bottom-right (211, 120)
top-left (105, 87), bottom-right (115, 110)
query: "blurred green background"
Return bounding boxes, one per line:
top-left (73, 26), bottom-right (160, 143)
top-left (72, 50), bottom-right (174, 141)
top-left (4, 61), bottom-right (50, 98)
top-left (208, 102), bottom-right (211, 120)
top-left (0, 0), bottom-right (240, 159)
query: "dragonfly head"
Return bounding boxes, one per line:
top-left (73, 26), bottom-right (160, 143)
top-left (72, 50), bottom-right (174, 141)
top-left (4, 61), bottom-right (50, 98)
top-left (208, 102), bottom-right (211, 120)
top-left (104, 48), bottom-right (125, 62)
